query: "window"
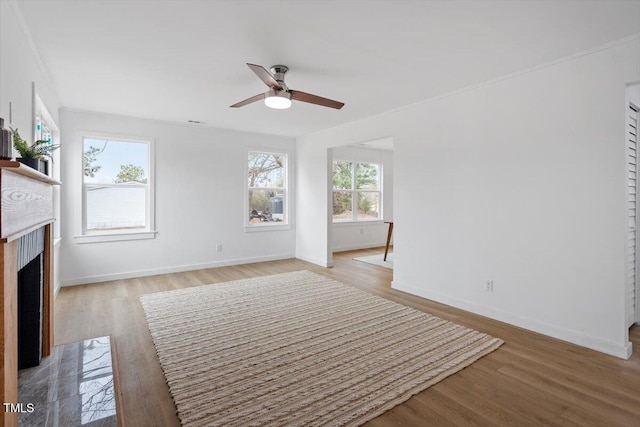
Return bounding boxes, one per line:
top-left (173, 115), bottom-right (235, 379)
top-left (34, 92), bottom-right (61, 242)
top-left (333, 160), bottom-right (381, 222)
top-left (247, 151), bottom-right (288, 228)
top-left (79, 135), bottom-right (155, 242)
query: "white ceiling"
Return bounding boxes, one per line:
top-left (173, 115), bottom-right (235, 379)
top-left (15, 0), bottom-right (640, 137)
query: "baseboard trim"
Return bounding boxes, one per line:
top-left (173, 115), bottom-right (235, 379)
top-left (332, 242), bottom-right (386, 252)
top-left (61, 253), bottom-right (296, 286)
top-left (295, 254), bottom-right (334, 268)
top-left (391, 279), bottom-right (632, 360)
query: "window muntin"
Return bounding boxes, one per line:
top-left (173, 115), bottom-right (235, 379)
top-left (333, 160), bottom-right (381, 222)
top-left (82, 137), bottom-right (152, 235)
top-left (247, 151), bottom-right (288, 226)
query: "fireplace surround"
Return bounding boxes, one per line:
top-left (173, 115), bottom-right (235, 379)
top-left (0, 160), bottom-right (59, 427)
top-left (17, 228), bottom-right (46, 370)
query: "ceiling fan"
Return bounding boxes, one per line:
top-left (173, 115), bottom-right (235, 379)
top-left (230, 63), bottom-right (344, 110)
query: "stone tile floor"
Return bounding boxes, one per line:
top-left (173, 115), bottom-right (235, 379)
top-left (18, 336), bottom-right (119, 426)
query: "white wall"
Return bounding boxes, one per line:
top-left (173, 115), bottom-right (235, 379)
top-left (0, 1), bottom-right (63, 294)
top-left (629, 85), bottom-right (640, 106)
top-left (296, 37), bottom-right (640, 358)
top-left (60, 109), bottom-right (296, 285)
top-left (0, 2), bottom-right (59, 137)
top-left (331, 145), bottom-right (393, 252)
top-left (296, 142), bottom-right (332, 266)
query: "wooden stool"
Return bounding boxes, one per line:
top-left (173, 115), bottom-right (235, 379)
top-left (384, 221), bottom-right (393, 261)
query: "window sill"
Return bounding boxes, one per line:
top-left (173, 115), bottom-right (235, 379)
top-left (332, 220), bottom-right (384, 227)
top-left (244, 224), bottom-right (292, 233)
top-left (74, 231), bottom-right (157, 244)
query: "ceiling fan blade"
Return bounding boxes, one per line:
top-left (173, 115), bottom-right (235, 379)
top-left (230, 93), bottom-right (265, 108)
top-left (290, 90), bottom-right (344, 109)
top-left (247, 63), bottom-right (283, 90)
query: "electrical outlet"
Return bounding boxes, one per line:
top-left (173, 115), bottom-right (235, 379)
top-left (485, 280), bottom-right (494, 292)
top-left (359, 228), bottom-right (364, 235)
top-left (216, 244), bottom-right (222, 252)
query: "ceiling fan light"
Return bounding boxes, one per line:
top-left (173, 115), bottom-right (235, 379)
top-left (265, 91), bottom-right (292, 109)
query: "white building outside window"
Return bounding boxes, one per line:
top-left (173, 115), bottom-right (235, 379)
top-left (78, 135), bottom-right (155, 243)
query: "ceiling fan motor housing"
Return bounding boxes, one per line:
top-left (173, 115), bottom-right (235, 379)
top-left (270, 65), bottom-right (289, 89)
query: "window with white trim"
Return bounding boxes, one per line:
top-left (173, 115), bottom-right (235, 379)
top-left (247, 151), bottom-right (288, 227)
top-left (333, 160), bottom-right (381, 222)
top-left (81, 136), bottom-right (154, 238)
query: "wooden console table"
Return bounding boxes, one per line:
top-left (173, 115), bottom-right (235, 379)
top-left (0, 161), bottom-right (59, 427)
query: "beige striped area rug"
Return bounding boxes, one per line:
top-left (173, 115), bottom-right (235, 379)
top-left (140, 270), bottom-right (503, 426)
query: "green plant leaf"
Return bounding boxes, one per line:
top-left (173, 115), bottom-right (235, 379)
top-left (9, 127), bottom-right (59, 159)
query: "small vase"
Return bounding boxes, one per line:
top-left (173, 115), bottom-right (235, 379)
top-left (17, 157), bottom-right (41, 172)
top-left (0, 118), bottom-right (12, 160)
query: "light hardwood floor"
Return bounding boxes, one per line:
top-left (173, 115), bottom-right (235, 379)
top-left (55, 248), bottom-right (640, 426)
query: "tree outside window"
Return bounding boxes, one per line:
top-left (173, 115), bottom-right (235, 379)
top-left (247, 151), bottom-right (287, 225)
top-left (333, 161), bottom-right (381, 222)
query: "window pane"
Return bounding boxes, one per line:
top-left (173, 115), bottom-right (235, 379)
top-left (248, 152), bottom-right (285, 188)
top-left (357, 191), bottom-right (380, 220)
top-left (86, 186), bottom-right (146, 231)
top-left (84, 138), bottom-right (149, 184)
top-left (356, 163), bottom-right (379, 190)
top-left (333, 161), bottom-right (353, 190)
top-left (333, 191), bottom-right (352, 221)
top-left (249, 189), bottom-right (285, 223)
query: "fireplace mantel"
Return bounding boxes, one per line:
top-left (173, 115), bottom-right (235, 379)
top-left (0, 160), bottom-right (59, 426)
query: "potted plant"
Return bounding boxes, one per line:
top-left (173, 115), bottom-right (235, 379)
top-left (10, 127), bottom-right (59, 174)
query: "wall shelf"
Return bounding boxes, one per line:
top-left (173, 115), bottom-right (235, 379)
top-left (0, 160), bottom-right (61, 185)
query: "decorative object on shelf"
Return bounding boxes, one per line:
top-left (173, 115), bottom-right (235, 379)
top-left (0, 118), bottom-right (12, 160)
top-left (10, 127), bottom-right (59, 175)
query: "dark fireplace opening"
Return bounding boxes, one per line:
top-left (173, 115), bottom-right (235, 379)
top-left (17, 228), bottom-right (45, 370)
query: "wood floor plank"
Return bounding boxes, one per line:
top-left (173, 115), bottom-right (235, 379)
top-left (53, 248), bottom-right (640, 426)
top-left (494, 364), bottom-right (639, 425)
top-left (454, 361), bottom-right (568, 425)
top-left (407, 390), bottom-right (493, 427)
top-left (490, 348), bottom-right (640, 410)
